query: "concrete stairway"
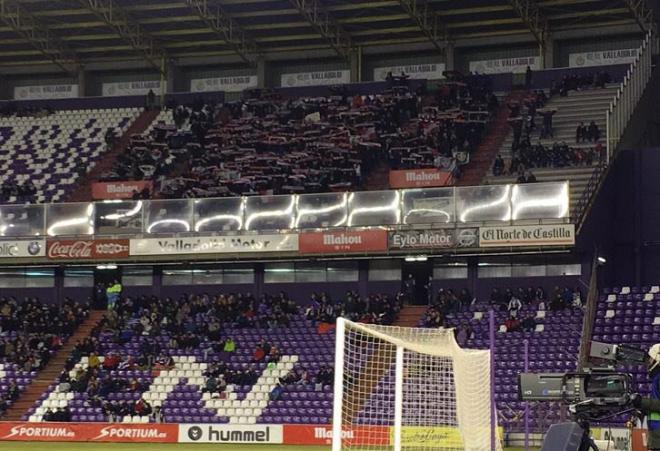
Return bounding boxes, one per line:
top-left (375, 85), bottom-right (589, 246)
top-left (458, 90), bottom-right (528, 186)
top-left (2, 310), bottom-right (106, 421)
top-left (486, 85), bottom-right (619, 210)
top-left (394, 305), bottom-right (428, 328)
top-left (66, 108), bottom-right (161, 202)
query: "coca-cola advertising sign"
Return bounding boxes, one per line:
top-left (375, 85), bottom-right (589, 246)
top-left (47, 239), bottom-right (130, 260)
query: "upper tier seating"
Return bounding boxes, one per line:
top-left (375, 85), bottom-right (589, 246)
top-left (486, 80), bottom-right (618, 209)
top-left (103, 76), bottom-right (496, 199)
top-left (25, 290), bottom-right (399, 424)
top-left (0, 107), bottom-right (140, 203)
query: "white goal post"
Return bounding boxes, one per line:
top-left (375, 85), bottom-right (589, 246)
top-left (332, 318), bottom-right (501, 451)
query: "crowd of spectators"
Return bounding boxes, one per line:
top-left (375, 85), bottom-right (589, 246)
top-left (50, 289), bottom-right (397, 422)
top-left (304, 291), bottom-right (402, 325)
top-left (421, 285), bottom-right (583, 335)
top-left (0, 180), bottom-right (37, 203)
top-left (550, 71), bottom-right (611, 97)
top-left (100, 72), bottom-right (496, 200)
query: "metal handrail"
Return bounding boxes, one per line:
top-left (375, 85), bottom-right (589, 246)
top-left (576, 30), bottom-right (654, 227)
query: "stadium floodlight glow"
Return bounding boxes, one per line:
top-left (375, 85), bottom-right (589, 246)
top-left (294, 192), bottom-right (348, 228)
top-left (458, 185), bottom-right (511, 223)
top-left (47, 203), bottom-right (94, 236)
top-left (347, 191), bottom-right (400, 227)
top-left (598, 256), bottom-right (607, 264)
top-left (244, 196), bottom-right (296, 231)
top-left (146, 219), bottom-right (191, 234)
top-left (100, 201), bottom-right (143, 221)
top-left (510, 183), bottom-right (569, 220)
top-left (96, 264), bottom-right (117, 270)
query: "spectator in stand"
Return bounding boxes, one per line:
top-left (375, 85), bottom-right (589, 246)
top-left (504, 315), bottom-right (521, 333)
top-left (525, 66), bottom-right (533, 88)
top-left (587, 121), bottom-right (601, 143)
top-left (508, 293), bottom-right (522, 318)
top-left (576, 122), bottom-right (587, 143)
top-left (522, 315), bottom-right (537, 332)
top-left (152, 406), bottom-right (164, 423)
top-left (492, 155), bottom-right (505, 176)
top-left (539, 108), bottom-right (556, 139)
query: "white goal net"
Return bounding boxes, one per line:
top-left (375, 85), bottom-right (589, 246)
top-left (332, 318), bottom-right (501, 451)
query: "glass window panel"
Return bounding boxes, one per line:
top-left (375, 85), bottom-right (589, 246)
top-left (296, 193), bottom-right (348, 229)
top-left (122, 266), bottom-right (153, 286)
top-left (145, 199), bottom-right (193, 234)
top-left (46, 203), bottom-right (95, 236)
top-left (264, 263), bottom-right (294, 283)
top-left (368, 260), bottom-right (401, 281)
top-left (25, 268), bottom-right (55, 287)
top-left (294, 262), bottom-right (326, 283)
top-left (478, 263), bottom-right (512, 278)
top-left (433, 263), bottom-right (468, 280)
top-left (162, 269), bottom-right (193, 286)
top-left (401, 188), bottom-right (455, 225)
top-left (192, 269), bottom-right (223, 285)
top-left (348, 190), bottom-right (400, 227)
top-left (222, 265), bottom-right (254, 284)
top-left (63, 268), bottom-right (94, 287)
top-left (193, 197), bottom-right (244, 233)
top-left (94, 200), bottom-right (144, 235)
top-left (456, 185), bottom-right (512, 223)
top-left (546, 263), bottom-right (582, 276)
top-left (0, 270), bottom-right (25, 288)
top-left (511, 265), bottom-right (547, 277)
top-left (0, 205), bottom-right (45, 237)
top-left (327, 261), bottom-right (358, 282)
top-left (244, 195), bottom-right (295, 231)
top-left (511, 182), bottom-right (569, 220)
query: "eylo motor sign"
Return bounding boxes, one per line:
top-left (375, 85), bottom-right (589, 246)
top-left (389, 229), bottom-right (478, 250)
top-left (0, 240), bottom-right (45, 258)
top-left (130, 234), bottom-right (299, 256)
top-left (179, 424), bottom-right (282, 444)
top-left (479, 224), bottom-right (575, 247)
top-left (47, 239), bottom-right (130, 260)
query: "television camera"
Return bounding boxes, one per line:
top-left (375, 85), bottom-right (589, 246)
top-left (518, 341), bottom-right (648, 451)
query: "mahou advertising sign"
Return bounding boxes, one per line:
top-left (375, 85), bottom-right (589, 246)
top-left (91, 181), bottom-right (153, 200)
top-left (47, 239), bottom-right (130, 260)
top-left (389, 169), bottom-right (452, 188)
top-left (299, 230), bottom-right (388, 254)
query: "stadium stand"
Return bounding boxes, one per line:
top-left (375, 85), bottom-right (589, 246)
top-left (24, 291), bottom-right (400, 424)
top-left (0, 107), bottom-right (140, 203)
top-left (417, 287), bottom-right (583, 432)
top-left (0, 297), bottom-right (88, 419)
top-left (486, 81), bottom-right (618, 208)
top-left (593, 286), bottom-right (656, 402)
top-left (91, 77), bottom-right (496, 200)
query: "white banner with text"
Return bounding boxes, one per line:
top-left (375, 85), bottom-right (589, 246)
top-left (178, 424), bottom-right (283, 444)
top-left (130, 234), bottom-right (299, 256)
top-left (373, 62), bottom-right (446, 81)
top-left (191, 75), bottom-right (258, 93)
top-left (569, 49), bottom-right (638, 68)
top-left (0, 240), bottom-right (46, 258)
top-left (479, 224), bottom-right (575, 247)
top-left (102, 80), bottom-right (162, 97)
top-left (280, 70), bottom-right (350, 88)
top-left (469, 56), bottom-right (540, 74)
top-left (13, 84), bottom-right (79, 100)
